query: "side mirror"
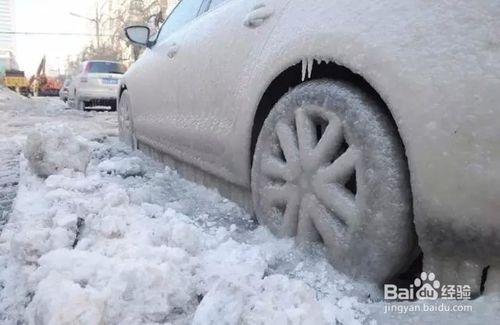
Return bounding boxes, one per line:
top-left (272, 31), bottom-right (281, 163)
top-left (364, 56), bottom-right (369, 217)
top-left (125, 25), bottom-right (153, 47)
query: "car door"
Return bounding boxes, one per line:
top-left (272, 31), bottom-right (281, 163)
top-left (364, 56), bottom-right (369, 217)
top-left (156, 0), bottom-right (291, 174)
top-left (127, 0), bottom-right (206, 145)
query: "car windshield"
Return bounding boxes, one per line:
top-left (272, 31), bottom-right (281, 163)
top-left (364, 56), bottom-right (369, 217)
top-left (87, 61), bottom-right (126, 74)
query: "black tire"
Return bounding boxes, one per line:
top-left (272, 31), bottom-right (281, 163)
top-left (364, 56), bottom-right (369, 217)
top-left (251, 80), bottom-right (416, 283)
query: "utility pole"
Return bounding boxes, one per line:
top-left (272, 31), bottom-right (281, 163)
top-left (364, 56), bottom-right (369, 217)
top-left (95, 7), bottom-right (100, 48)
top-left (70, 6), bottom-right (103, 48)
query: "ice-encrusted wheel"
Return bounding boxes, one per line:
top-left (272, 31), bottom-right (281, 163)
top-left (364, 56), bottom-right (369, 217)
top-left (251, 80), bottom-right (416, 283)
top-left (118, 90), bottom-right (137, 149)
top-left (75, 97), bottom-right (84, 111)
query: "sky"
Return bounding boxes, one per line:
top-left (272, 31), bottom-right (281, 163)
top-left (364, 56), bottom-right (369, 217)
top-left (15, 0), bottom-right (99, 76)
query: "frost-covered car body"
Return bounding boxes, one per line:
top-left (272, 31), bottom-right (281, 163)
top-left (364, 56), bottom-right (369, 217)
top-left (68, 60), bottom-right (126, 111)
top-left (121, 0), bottom-right (500, 292)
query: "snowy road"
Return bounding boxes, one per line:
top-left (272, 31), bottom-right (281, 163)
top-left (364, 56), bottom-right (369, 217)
top-left (0, 89), bottom-right (497, 324)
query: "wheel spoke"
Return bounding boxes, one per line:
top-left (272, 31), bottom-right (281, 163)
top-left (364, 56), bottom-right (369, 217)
top-left (295, 109), bottom-right (317, 160)
top-left (307, 196), bottom-right (347, 250)
top-left (276, 121), bottom-right (299, 164)
top-left (317, 147), bottom-right (358, 184)
top-left (311, 116), bottom-right (343, 167)
top-left (281, 191), bottom-right (300, 237)
top-left (261, 184), bottom-right (297, 207)
top-left (314, 183), bottom-right (359, 228)
top-left (261, 157), bottom-right (291, 182)
top-left (296, 194), bottom-right (321, 242)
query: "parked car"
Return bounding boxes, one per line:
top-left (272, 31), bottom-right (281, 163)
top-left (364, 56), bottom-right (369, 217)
top-left (120, 0), bottom-right (500, 294)
top-left (68, 60), bottom-right (126, 111)
top-left (59, 77), bottom-right (72, 102)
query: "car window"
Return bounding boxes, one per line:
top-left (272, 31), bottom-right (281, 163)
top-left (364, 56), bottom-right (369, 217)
top-left (156, 0), bottom-right (205, 44)
top-left (208, 0), bottom-right (228, 10)
top-left (87, 62), bottom-right (127, 74)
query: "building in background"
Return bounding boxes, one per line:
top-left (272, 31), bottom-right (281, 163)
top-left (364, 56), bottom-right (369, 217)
top-left (0, 0), bottom-right (15, 53)
top-left (0, 0), bottom-right (17, 76)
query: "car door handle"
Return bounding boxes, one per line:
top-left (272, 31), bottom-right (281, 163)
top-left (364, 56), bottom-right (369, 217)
top-left (167, 43), bottom-right (179, 58)
top-left (243, 4), bottom-right (274, 28)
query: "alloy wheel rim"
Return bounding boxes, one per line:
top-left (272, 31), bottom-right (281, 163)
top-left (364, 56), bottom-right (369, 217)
top-left (258, 104), bottom-right (361, 243)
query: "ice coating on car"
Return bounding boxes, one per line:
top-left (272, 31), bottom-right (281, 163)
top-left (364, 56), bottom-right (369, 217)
top-left (124, 0), bottom-right (500, 292)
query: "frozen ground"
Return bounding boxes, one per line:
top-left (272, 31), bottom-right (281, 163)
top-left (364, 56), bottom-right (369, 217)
top-left (0, 88), bottom-right (498, 324)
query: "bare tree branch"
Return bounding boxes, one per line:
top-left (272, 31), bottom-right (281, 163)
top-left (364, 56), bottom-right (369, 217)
top-left (66, 0), bottom-right (177, 72)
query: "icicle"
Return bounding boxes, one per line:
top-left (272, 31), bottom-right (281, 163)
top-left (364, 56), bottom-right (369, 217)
top-left (307, 58), bottom-right (314, 79)
top-left (301, 58), bottom-right (315, 81)
top-left (301, 58), bottom-right (307, 82)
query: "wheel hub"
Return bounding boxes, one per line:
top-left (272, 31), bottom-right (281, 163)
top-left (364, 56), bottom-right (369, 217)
top-left (297, 172), bottom-right (313, 194)
top-left (258, 105), bottom-right (360, 239)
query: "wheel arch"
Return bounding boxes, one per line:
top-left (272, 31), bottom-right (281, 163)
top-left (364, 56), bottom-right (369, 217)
top-left (250, 60), bottom-right (407, 166)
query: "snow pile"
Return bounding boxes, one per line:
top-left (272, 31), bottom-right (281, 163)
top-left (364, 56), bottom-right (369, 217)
top-left (193, 275), bottom-right (324, 325)
top-left (0, 86), bottom-right (29, 105)
top-left (23, 125), bottom-right (90, 178)
top-left (98, 156), bottom-right (146, 177)
top-left (0, 130), bottom-right (373, 324)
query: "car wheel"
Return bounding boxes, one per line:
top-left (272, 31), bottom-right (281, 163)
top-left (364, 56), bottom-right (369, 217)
top-left (251, 80), bottom-right (416, 283)
top-left (118, 90), bottom-right (137, 149)
top-left (76, 97), bottom-right (85, 111)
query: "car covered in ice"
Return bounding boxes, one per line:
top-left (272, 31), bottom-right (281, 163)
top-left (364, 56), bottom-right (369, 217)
top-left (119, 0), bottom-right (500, 294)
top-left (68, 60), bottom-right (126, 111)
